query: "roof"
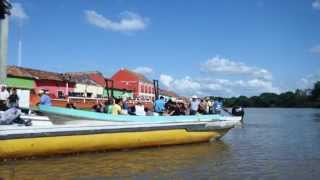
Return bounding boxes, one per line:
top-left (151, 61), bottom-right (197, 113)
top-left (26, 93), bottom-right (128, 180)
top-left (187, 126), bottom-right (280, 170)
top-left (113, 68), bottom-right (153, 84)
top-left (7, 66), bottom-right (34, 79)
top-left (159, 89), bottom-right (178, 97)
top-left (64, 72), bottom-right (100, 86)
top-left (7, 66), bottom-right (65, 81)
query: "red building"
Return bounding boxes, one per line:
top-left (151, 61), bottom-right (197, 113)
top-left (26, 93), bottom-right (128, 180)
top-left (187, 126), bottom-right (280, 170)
top-left (87, 71), bottom-right (106, 87)
top-left (111, 68), bottom-right (155, 101)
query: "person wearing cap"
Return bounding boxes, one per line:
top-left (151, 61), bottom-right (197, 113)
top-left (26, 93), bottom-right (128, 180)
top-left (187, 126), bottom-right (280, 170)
top-left (190, 95), bottom-right (200, 115)
top-left (39, 90), bottom-right (52, 106)
top-left (0, 84), bottom-right (9, 111)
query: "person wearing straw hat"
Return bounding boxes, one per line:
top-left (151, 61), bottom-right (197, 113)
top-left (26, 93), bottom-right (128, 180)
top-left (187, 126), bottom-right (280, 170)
top-left (190, 95), bottom-right (200, 115)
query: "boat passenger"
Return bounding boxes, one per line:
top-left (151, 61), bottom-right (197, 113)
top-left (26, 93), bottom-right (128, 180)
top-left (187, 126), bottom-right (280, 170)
top-left (8, 88), bottom-right (19, 108)
top-left (144, 107), bottom-right (154, 116)
top-left (209, 99), bottom-right (214, 114)
top-left (205, 97), bottom-right (212, 114)
top-left (104, 99), bottom-right (114, 114)
top-left (135, 101), bottom-right (146, 116)
top-left (39, 90), bottom-right (52, 106)
top-left (198, 99), bottom-right (208, 115)
top-left (112, 98), bottom-right (123, 115)
top-left (122, 98), bottom-right (129, 111)
top-left (154, 96), bottom-right (165, 115)
top-left (0, 84), bottom-right (9, 111)
top-left (128, 106), bottom-right (136, 115)
top-left (171, 102), bottom-right (186, 116)
top-left (165, 101), bottom-right (177, 116)
top-left (121, 98), bottom-right (129, 114)
top-left (189, 96), bottom-right (200, 115)
top-left (92, 102), bottom-right (104, 113)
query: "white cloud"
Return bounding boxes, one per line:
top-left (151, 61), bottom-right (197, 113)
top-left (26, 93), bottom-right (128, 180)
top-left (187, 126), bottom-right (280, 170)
top-left (133, 67), bottom-right (153, 75)
top-left (310, 45), bottom-right (320, 54)
top-left (313, 0), bottom-right (320, 10)
top-left (202, 56), bottom-right (272, 80)
top-left (160, 74), bottom-right (279, 97)
top-left (11, 3), bottom-right (28, 20)
top-left (84, 10), bottom-right (148, 32)
top-left (159, 74), bottom-right (173, 87)
top-left (246, 79), bottom-right (280, 93)
top-left (300, 71), bottom-right (320, 88)
top-left (160, 74), bottom-right (201, 96)
top-left (158, 56), bottom-right (279, 97)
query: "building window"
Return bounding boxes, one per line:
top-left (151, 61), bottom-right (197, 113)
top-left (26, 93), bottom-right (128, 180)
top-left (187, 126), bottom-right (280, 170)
top-left (141, 85), bottom-right (144, 93)
top-left (144, 86), bottom-right (147, 94)
top-left (57, 91), bottom-right (64, 99)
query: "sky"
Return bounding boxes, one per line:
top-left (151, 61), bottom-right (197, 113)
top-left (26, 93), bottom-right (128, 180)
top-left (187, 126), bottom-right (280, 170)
top-left (7, 0), bottom-right (320, 97)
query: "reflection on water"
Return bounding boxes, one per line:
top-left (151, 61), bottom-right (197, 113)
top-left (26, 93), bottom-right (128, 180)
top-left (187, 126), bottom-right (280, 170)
top-left (313, 112), bottom-right (320, 123)
top-left (1, 108), bottom-right (320, 179)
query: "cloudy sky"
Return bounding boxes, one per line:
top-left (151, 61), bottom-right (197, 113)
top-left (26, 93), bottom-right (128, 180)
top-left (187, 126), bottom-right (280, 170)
top-left (7, 0), bottom-right (320, 97)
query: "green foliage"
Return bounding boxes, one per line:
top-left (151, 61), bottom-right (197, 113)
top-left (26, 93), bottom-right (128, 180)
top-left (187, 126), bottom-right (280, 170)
top-left (223, 81), bottom-right (320, 108)
top-left (311, 81), bottom-right (320, 101)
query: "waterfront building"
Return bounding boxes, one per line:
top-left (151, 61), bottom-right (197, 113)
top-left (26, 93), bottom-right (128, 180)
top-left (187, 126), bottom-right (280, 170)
top-left (7, 66), bottom-right (76, 99)
top-left (111, 68), bottom-right (155, 101)
top-left (6, 66), bottom-right (36, 108)
top-left (65, 72), bottom-right (105, 98)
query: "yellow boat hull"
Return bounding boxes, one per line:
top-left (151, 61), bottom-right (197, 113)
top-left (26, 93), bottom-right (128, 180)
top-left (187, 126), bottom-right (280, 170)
top-left (0, 128), bottom-right (229, 159)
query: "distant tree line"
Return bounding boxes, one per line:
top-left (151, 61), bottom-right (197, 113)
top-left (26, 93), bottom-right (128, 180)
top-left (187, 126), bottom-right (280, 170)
top-left (211, 81), bottom-right (320, 108)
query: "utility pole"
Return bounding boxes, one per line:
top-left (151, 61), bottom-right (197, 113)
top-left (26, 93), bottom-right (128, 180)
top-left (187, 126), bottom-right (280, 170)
top-left (17, 18), bottom-right (22, 66)
top-left (0, 0), bottom-right (11, 84)
top-left (0, 13), bottom-right (9, 84)
top-left (153, 80), bottom-right (159, 100)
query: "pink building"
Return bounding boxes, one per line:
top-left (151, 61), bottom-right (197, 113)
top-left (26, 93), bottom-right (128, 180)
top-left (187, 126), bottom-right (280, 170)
top-left (11, 66), bottom-right (76, 99)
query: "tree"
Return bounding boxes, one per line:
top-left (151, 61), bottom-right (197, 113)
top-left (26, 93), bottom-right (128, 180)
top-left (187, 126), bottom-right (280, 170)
top-left (0, 0), bottom-right (11, 19)
top-left (311, 81), bottom-right (320, 101)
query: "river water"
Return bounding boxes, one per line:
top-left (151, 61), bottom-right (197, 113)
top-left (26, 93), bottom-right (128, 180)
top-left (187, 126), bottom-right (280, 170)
top-left (1, 108), bottom-right (320, 179)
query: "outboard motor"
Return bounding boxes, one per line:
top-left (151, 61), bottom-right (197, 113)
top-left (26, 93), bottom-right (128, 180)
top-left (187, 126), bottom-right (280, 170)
top-left (231, 106), bottom-right (245, 119)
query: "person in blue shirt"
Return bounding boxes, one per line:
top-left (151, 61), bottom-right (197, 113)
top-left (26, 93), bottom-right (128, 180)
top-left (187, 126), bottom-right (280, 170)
top-left (39, 90), bottom-right (52, 106)
top-left (154, 96), bottom-right (165, 115)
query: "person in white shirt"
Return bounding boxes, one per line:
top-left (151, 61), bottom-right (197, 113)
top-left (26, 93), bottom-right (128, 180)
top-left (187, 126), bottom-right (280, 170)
top-left (135, 101), bottom-right (146, 116)
top-left (0, 84), bottom-right (10, 110)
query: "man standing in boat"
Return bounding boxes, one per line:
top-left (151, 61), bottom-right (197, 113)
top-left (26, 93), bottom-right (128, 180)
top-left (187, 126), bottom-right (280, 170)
top-left (154, 96), bottom-right (165, 115)
top-left (38, 90), bottom-right (52, 106)
top-left (190, 96), bottom-right (200, 115)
